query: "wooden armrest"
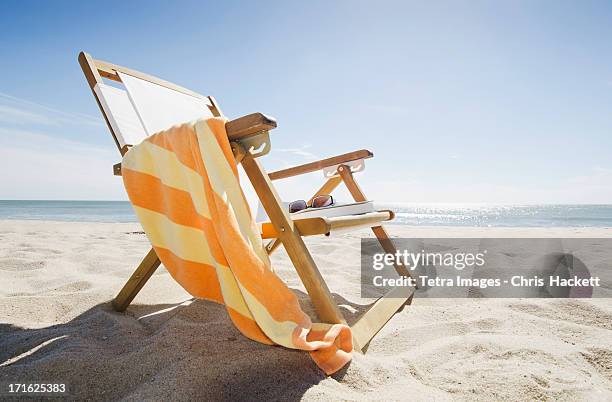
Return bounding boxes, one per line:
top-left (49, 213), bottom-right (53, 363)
top-left (268, 149), bottom-right (373, 180)
top-left (112, 113), bottom-right (276, 176)
top-left (226, 112), bottom-right (277, 141)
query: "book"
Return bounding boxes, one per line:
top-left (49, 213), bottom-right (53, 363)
top-left (289, 200), bottom-right (374, 219)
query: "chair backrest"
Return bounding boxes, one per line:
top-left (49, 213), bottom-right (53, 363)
top-left (79, 52), bottom-right (259, 216)
top-left (78, 52), bottom-right (222, 154)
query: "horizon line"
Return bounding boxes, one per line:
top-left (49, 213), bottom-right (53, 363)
top-left (1, 199), bottom-right (612, 207)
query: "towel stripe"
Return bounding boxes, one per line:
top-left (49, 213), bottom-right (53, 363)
top-left (123, 168), bottom-right (226, 264)
top-left (153, 247), bottom-right (223, 303)
top-left (122, 141), bottom-right (211, 219)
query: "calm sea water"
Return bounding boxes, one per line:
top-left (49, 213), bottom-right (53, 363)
top-left (388, 203), bottom-right (612, 227)
top-left (0, 200), bottom-right (611, 227)
top-left (0, 200), bottom-right (136, 223)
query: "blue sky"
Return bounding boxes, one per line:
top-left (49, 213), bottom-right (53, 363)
top-left (1, 0), bottom-right (611, 203)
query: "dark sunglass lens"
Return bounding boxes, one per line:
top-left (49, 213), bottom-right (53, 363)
top-left (312, 195), bottom-right (333, 208)
top-left (289, 200), bottom-right (307, 213)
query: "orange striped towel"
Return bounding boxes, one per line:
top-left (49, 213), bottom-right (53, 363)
top-left (121, 117), bottom-right (353, 374)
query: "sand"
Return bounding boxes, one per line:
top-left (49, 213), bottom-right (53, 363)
top-left (1, 220), bottom-right (611, 401)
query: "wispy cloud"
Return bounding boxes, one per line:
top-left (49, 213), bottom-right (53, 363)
top-left (0, 104), bottom-right (60, 126)
top-left (0, 127), bottom-right (123, 200)
top-left (0, 92), bottom-right (121, 200)
top-left (274, 144), bottom-right (319, 161)
top-left (0, 92), bottom-right (101, 127)
top-left (566, 167), bottom-right (612, 188)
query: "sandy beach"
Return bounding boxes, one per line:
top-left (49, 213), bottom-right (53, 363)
top-left (1, 220), bottom-right (611, 400)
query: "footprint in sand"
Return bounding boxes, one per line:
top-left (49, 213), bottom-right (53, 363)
top-left (474, 318), bottom-right (503, 332)
top-left (18, 247), bottom-right (62, 256)
top-left (404, 339), bottom-right (591, 400)
top-left (581, 347), bottom-right (612, 381)
top-left (6, 281), bottom-right (92, 296)
top-left (51, 281), bottom-right (93, 293)
top-left (311, 245), bottom-right (338, 254)
top-left (508, 301), bottom-right (612, 331)
top-left (0, 258), bottom-right (46, 271)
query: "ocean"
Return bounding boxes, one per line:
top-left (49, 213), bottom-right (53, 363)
top-left (0, 200), bottom-right (611, 227)
top-left (388, 203), bottom-right (612, 227)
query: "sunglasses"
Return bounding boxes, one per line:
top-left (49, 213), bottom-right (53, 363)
top-left (289, 195), bottom-right (334, 213)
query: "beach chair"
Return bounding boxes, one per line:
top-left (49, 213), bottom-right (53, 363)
top-left (78, 51), bottom-right (413, 350)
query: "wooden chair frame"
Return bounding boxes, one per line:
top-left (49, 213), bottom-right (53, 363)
top-left (78, 51), bottom-right (413, 350)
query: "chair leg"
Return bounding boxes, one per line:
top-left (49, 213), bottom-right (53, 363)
top-left (241, 151), bottom-right (346, 325)
top-left (112, 247), bottom-right (161, 312)
top-left (337, 165), bottom-right (411, 278)
top-left (351, 286), bottom-right (415, 351)
top-left (337, 164), bottom-right (414, 349)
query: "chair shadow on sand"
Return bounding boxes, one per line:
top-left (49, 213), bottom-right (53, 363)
top-left (0, 290), bottom-right (383, 401)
